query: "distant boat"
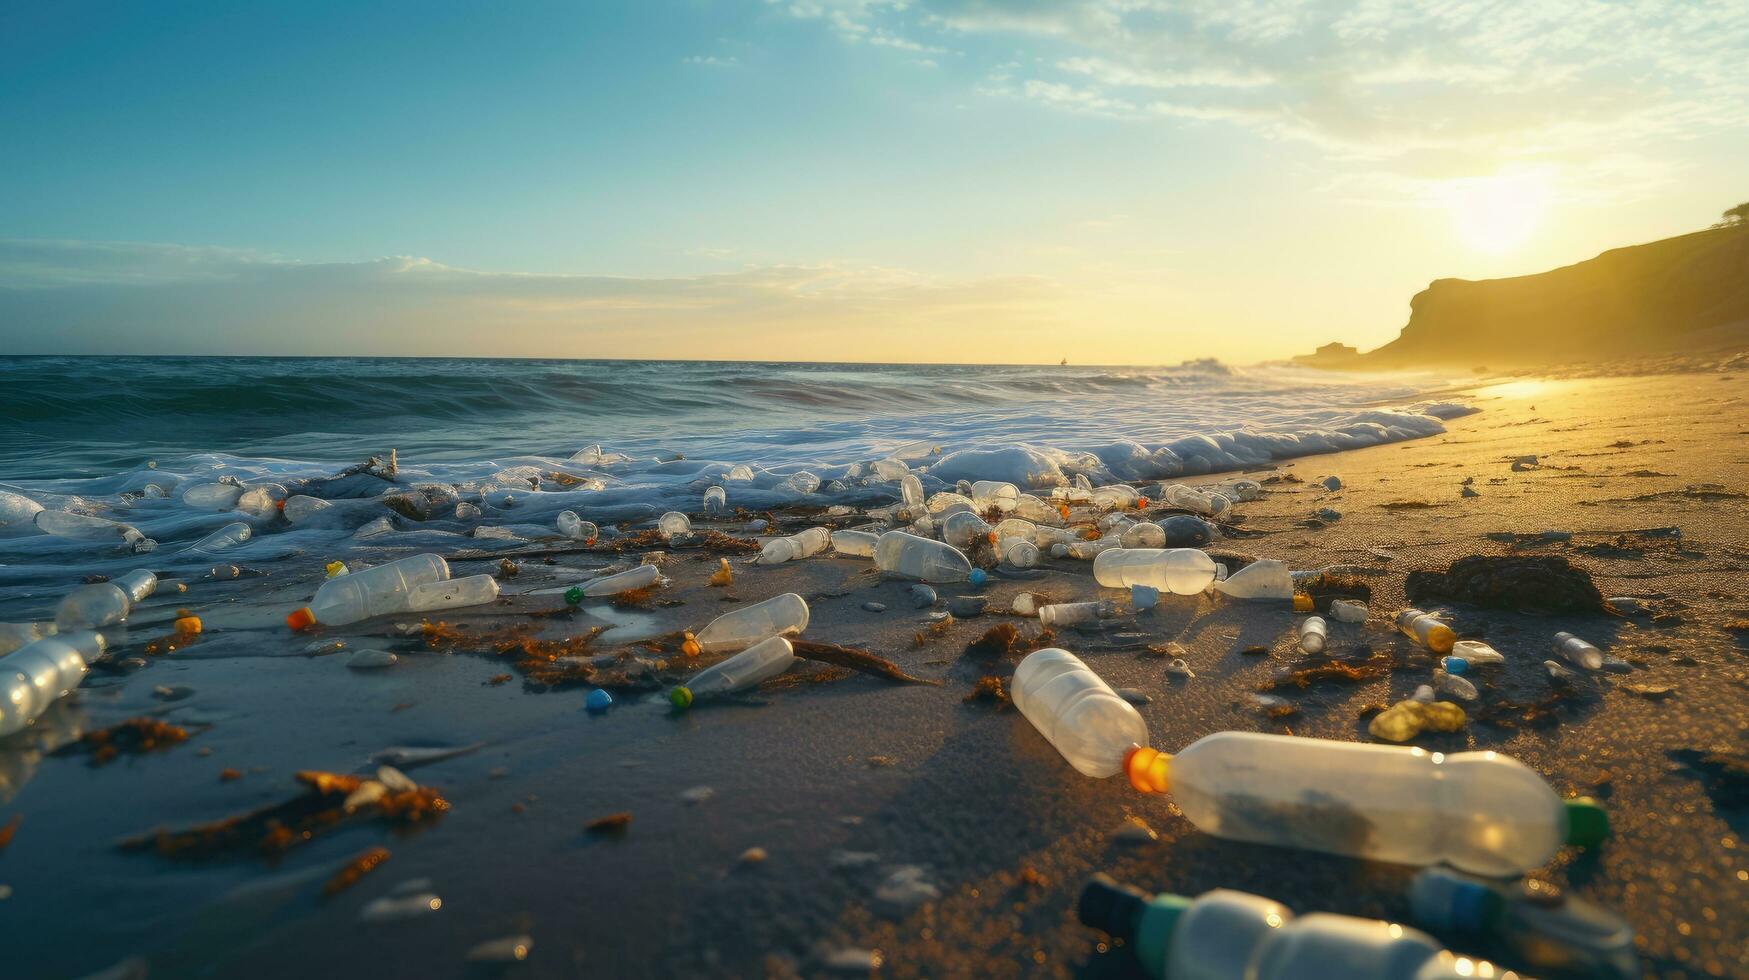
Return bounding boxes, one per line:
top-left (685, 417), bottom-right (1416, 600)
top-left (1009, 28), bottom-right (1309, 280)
top-left (1059, 357), bottom-right (1067, 366)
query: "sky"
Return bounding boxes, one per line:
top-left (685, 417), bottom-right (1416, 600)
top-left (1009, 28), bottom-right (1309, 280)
top-left (2, 0), bottom-right (1746, 364)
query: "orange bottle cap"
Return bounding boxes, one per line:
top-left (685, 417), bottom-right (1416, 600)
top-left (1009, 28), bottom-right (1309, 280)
top-left (1124, 745), bottom-right (1171, 794)
top-left (286, 607), bottom-right (317, 631)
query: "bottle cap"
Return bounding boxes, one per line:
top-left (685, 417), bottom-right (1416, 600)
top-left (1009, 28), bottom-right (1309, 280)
top-left (1123, 745), bottom-right (1171, 794)
top-left (968, 568), bottom-right (988, 587)
top-left (668, 686), bottom-right (694, 710)
top-left (564, 585), bottom-right (584, 605)
top-left (1408, 868), bottom-right (1497, 931)
top-left (285, 607), bottom-right (316, 631)
top-left (1564, 797), bottom-right (1610, 847)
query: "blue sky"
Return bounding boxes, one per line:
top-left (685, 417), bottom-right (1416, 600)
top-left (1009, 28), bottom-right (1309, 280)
top-left (3, 1), bottom-right (1746, 362)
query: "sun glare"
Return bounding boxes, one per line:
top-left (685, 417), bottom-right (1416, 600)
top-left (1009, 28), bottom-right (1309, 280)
top-left (1438, 169), bottom-right (1553, 254)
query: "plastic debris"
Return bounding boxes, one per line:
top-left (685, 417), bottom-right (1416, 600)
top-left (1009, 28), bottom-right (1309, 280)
top-left (585, 689), bottom-right (613, 714)
top-left (759, 527), bottom-right (831, 564)
top-left (288, 554), bottom-right (451, 629)
top-left (1165, 658), bottom-right (1194, 678)
top-left (1410, 867), bottom-right (1634, 980)
top-left (1093, 548), bottom-right (1217, 594)
top-left (0, 631), bottom-right (105, 736)
top-left (1434, 669), bottom-right (1478, 701)
top-left (1130, 584), bottom-right (1159, 610)
top-left (1552, 631), bottom-right (1603, 670)
top-left (1368, 698), bottom-right (1466, 742)
top-left (556, 511), bottom-right (597, 543)
top-left (1451, 639), bottom-right (1504, 665)
top-left (1010, 649), bottom-right (1147, 776)
top-left (694, 593), bottom-right (809, 654)
top-left (1212, 559), bottom-right (1293, 600)
top-left (670, 635), bottom-right (796, 708)
top-left (582, 564), bottom-right (661, 597)
top-left (1395, 608), bottom-right (1456, 653)
top-left (1329, 598), bottom-right (1368, 623)
top-left (1037, 600), bottom-right (1117, 628)
top-left (466, 934), bottom-right (532, 963)
top-left (1297, 616), bottom-right (1327, 654)
top-left (348, 650), bottom-right (398, 669)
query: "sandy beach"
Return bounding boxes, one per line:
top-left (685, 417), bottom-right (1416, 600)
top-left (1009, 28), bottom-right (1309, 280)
top-left (3, 366), bottom-right (1747, 979)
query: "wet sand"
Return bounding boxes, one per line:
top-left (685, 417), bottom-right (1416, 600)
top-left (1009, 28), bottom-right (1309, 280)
top-left (4, 369), bottom-right (1748, 979)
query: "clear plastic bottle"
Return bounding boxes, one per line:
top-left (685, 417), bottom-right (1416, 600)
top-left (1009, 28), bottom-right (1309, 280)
top-left (1330, 599), bottom-right (1368, 623)
top-left (36, 511), bottom-right (137, 541)
top-left (0, 632), bottom-right (105, 736)
top-left (1551, 631), bottom-right (1602, 670)
top-left (1079, 876), bottom-right (1502, 980)
top-left (1213, 559), bottom-right (1293, 600)
top-left (189, 521), bottom-right (251, 555)
top-left (726, 464), bottom-right (755, 482)
top-left (287, 553), bottom-right (450, 628)
top-left (998, 536), bottom-right (1040, 568)
top-left (1011, 648), bottom-right (1149, 777)
top-left (658, 512), bottom-right (692, 537)
top-left (670, 635), bottom-right (796, 708)
top-left (992, 518), bottom-right (1037, 542)
top-left (1090, 485), bottom-right (1142, 511)
top-left (407, 574), bottom-right (501, 613)
top-left (873, 531), bottom-right (972, 583)
top-left (940, 511), bottom-right (995, 549)
top-left (759, 526), bottom-right (832, 564)
top-left (1298, 616), bottom-right (1327, 654)
top-left (1119, 522), bottom-right (1166, 549)
top-left (926, 491), bottom-right (974, 514)
top-left (282, 495), bottom-right (333, 523)
top-left (1409, 867), bottom-right (1636, 980)
top-left (1093, 548), bottom-right (1218, 595)
top-left (1037, 601), bottom-right (1118, 629)
top-left (581, 564), bottom-right (660, 596)
top-left (695, 592), bottom-right (810, 654)
top-left (702, 486), bottom-right (727, 513)
top-left (556, 511), bottom-right (597, 542)
top-left (871, 458), bottom-right (909, 481)
top-left (970, 481), bottom-right (1020, 512)
top-left (1033, 525), bottom-right (1080, 548)
top-left (0, 622), bottom-right (54, 657)
top-left (1396, 609), bottom-right (1457, 654)
top-left (237, 484), bottom-right (286, 516)
top-left (1061, 537), bottom-right (1121, 560)
top-left (181, 483), bottom-right (244, 510)
top-left (0, 490), bottom-right (44, 526)
top-left (831, 529), bottom-right (879, 557)
top-left (1012, 494), bottom-right (1062, 525)
top-left (900, 474), bottom-right (925, 512)
top-left (1122, 731), bottom-right (1606, 875)
top-left (54, 583), bottom-right (130, 631)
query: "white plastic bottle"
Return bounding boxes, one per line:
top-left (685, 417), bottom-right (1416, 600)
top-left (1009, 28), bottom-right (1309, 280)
top-left (831, 529), bottom-right (880, 557)
top-left (1396, 609), bottom-right (1456, 654)
top-left (0, 632), bottom-right (105, 736)
top-left (282, 495), bottom-right (333, 523)
top-left (189, 521), bottom-right (251, 555)
top-left (1330, 599), bottom-right (1368, 623)
top-left (1093, 549), bottom-right (1217, 595)
top-left (759, 527), bottom-right (832, 564)
top-left (1079, 876), bottom-right (1501, 980)
top-left (694, 592), bottom-right (809, 654)
top-left (287, 553), bottom-right (450, 628)
top-left (556, 511), bottom-right (597, 542)
top-left (0, 622), bottom-right (54, 657)
top-left (1298, 616), bottom-right (1327, 654)
top-left (407, 574), bottom-right (501, 613)
top-left (181, 483), bottom-right (244, 510)
top-left (873, 531), bottom-right (972, 583)
top-left (1551, 631), bottom-right (1602, 670)
top-left (969, 481), bottom-right (1020, 512)
top-left (1011, 648), bottom-right (1149, 777)
top-left (1212, 559), bottom-right (1292, 599)
top-left (581, 564), bottom-right (661, 596)
top-left (658, 512), bottom-right (692, 537)
top-left (1037, 601), bottom-right (1118, 628)
top-left (54, 582), bottom-right (130, 631)
top-left (670, 635), bottom-right (796, 708)
top-left (1122, 731), bottom-right (1604, 875)
top-left (940, 511), bottom-right (995, 549)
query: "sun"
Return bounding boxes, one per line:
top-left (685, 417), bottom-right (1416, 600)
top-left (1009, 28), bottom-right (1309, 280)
top-left (1438, 168), bottom-right (1554, 254)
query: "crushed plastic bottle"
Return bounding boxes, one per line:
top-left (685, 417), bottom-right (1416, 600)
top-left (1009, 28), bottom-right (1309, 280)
top-left (237, 483), bottom-right (286, 516)
top-left (870, 458), bottom-right (908, 481)
top-left (406, 574), bottom-right (500, 613)
top-left (1012, 494), bottom-right (1061, 525)
top-left (281, 495), bottom-right (333, 523)
top-left (997, 536), bottom-right (1040, 568)
top-left (54, 582), bottom-right (130, 631)
top-left (695, 592), bottom-right (809, 654)
top-left (1551, 631), bottom-right (1602, 670)
top-left (0, 490), bottom-right (44, 526)
top-left (831, 529), bottom-right (879, 557)
top-left (784, 471), bottom-right (821, 495)
top-left (286, 553), bottom-right (450, 629)
top-left (669, 635), bottom-right (796, 708)
top-left (1211, 559), bottom-right (1292, 600)
top-left (1, 631), bottom-right (106, 736)
top-left (658, 512), bottom-right (692, 538)
top-left (702, 486), bottom-right (727, 513)
top-left (1329, 599), bottom-right (1368, 623)
top-left (725, 464), bottom-right (755, 482)
top-left (873, 531), bottom-right (972, 583)
top-left (970, 481), bottom-right (1020, 512)
top-left (1230, 479), bottom-right (1264, 501)
top-left (1395, 609), bottom-right (1457, 654)
top-left (759, 527), bottom-right (832, 564)
top-left (1409, 867), bottom-right (1633, 979)
top-left (1368, 698), bottom-right (1467, 742)
top-left (1037, 600), bottom-right (1118, 628)
top-left (1012, 592), bottom-right (1042, 616)
top-left (1079, 876), bottom-right (1505, 980)
top-left (1011, 648), bottom-right (1149, 777)
top-left (940, 511), bottom-right (995, 549)
top-left (1122, 730), bottom-right (1603, 874)
top-left (1433, 669), bottom-right (1478, 702)
top-left (1165, 484), bottom-right (1229, 517)
top-left (1298, 616), bottom-right (1327, 654)
top-left (556, 511), bottom-right (597, 543)
top-left (582, 564), bottom-right (661, 597)
top-left (1092, 548), bottom-right (1218, 595)
top-left (181, 483), bottom-right (244, 510)
top-left (1451, 639), bottom-right (1504, 665)
top-left (1118, 522), bottom-right (1166, 549)
top-left (188, 521), bottom-right (251, 555)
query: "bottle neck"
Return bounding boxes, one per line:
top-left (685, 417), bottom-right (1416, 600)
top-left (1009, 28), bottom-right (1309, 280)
top-left (1124, 745), bottom-right (1172, 794)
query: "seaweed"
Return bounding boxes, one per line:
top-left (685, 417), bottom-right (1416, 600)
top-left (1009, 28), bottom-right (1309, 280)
top-left (963, 623), bottom-right (1055, 660)
top-left (963, 675), bottom-right (1009, 706)
top-left (0, 814), bottom-right (18, 851)
top-left (1405, 555), bottom-right (1606, 613)
top-left (790, 639), bottom-right (938, 685)
top-left (57, 718), bottom-right (193, 766)
top-left (1258, 651), bottom-right (1394, 691)
top-left (323, 846), bottom-right (392, 897)
top-left (1474, 688), bottom-right (1583, 729)
top-left (586, 812), bottom-right (631, 836)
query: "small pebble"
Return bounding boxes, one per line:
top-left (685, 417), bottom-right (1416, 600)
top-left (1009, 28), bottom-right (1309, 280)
top-left (822, 948), bottom-right (884, 974)
top-left (679, 785), bottom-right (715, 805)
top-left (1110, 818), bottom-right (1158, 845)
top-left (738, 846), bottom-right (768, 865)
top-left (1606, 597), bottom-right (1654, 616)
top-left (1600, 655), bottom-right (1635, 674)
top-left (1012, 593), bottom-right (1041, 616)
top-left (1511, 455), bottom-right (1539, 471)
top-left (909, 585), bottom-right (937, 608)
top-left (947, 596), bottom-right (986, 617)
top-left (152, 685), bottom-right (194, 701)
top-left (862, 601), bottom-right (887, 613)
top-left (1130, 585), bottom-right (1160, 610)
top-left (1411, 684), bottom-right (1436, 703)
top-left (465, 934), bottom-right (532, 963)
top-left (585, 689), bottom-right (614, 713)
top-left (1320, 476), bottom-right (1342, 491)
top-left (1329, 599), bottom-right (1368, 623)
top-left (925, 611), bottom-right (951, 623)
top-left (1622, 682), bottom-right (1675, 700)
top-left (1116, 687), bottom-right (1152, 705)
top-left (1545, 660), bottom-right (1577, 684)
top-left (348, 649), bottom-right (398, 670)
top-left (829, 849), bottom-right (880, 869)
top-left (1460, 486), bottom-right (1480, 498)
top-left (1314, 507), bottom-right (1342, 521)
top-left (1159, 514), bottom-right (1213, 547)
top-left (874, 866), bottom-right (940, 916)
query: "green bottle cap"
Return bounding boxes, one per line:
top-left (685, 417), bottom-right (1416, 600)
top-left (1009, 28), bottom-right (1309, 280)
top-left (564, 585), bottom-right (584, 605)
top-left (669, 686), bottom-right (693, 710)
top-left (1135, 893), bottom-right (1192, 978)
top-left (1564, 797), bottom-right (1609, 847)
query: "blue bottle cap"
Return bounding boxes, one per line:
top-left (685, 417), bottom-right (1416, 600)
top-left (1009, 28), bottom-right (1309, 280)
top-left (585, 688), bottom-right (614, 713)
top-left (1441, 655), bottom-right (1469, 675)
top-left (968, 568), bottom-right (988, 587)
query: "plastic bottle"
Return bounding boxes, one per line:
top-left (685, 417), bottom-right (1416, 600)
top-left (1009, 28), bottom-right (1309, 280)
top-left (669, 635), bottom-right (796, 708)
top-left (1330, 599), bottom-right (1368, 623)
top-left (1299, 616), bottom-right (1327, 654)
top-left (900, 474), bottom-right (925, 512)
top-left (991, 518), bottom-right (1037, 542)
top-left (1396, 609), bottom-right (1457, 654)
top-left (1037, 601), bottom-right (1118, 629)
top-left (702, 486), bottom-right (727, 513)
top-left (0, 490), bottom-right (44, 526)
top-left (189, 521), bottom-right (251, 555)
top-left (831, 529), bottom-right (880, 558)
top-left (1079, 876), bottom-right (1503, 980)
top-left (237, 484), bottom-right (286, 516)
top-left (1409, 867), bottom-right (1637, 980)
top-left (926, 491), bottom-right (974, 514)
top-left (694, 592), bottom-right (809, 654)
top-left (1451, 640), bottom-right (1504, 665)
top-left (406, 574), bottom-right (501, 613)
top-left (282, 495), bottom-right (333, 523)
top-left (556, 511), bottom-right (597, 543)
top-left (0, 622), bottom-right (54, 657)
top-left (1120, 731), bottom-right (1606, 875)
top-left (998, 536), bottom-right (1040, 568)
top-left (581, 564), bottom-right (661, 597)
top-left (36, 511), bottom-right (137, 541)
top-left (658, 512), bottom-right (692, 537)
top-left (725, 464), bottom-right (755, 482)
top-left (1551, 632), bottom-right (1602, 670)
top-left (1212, 559), bottom-right (1292, 600)
top-left (1032, 525), bottom-right (1080, 548)
top-left (1011, 649), bottom-right (1149, 777)
top-left (1119, 522), bottom-right (1166, 549)
top-left (54, 583), bottom-right (130, 631)
top-left (0, 632), bottom-right (105, 736)
top-left (970, 481), bottom-right (1020, 512)
top-left (940, 511), bottom-right (995, 549)
top-left (1060, 537), bottom-right (1121, 560)
top-left (181, 483), bottom-right (244, 510)
top-left (759, 527), bottom-right (832, 564)
top-left (287, 553), bottom-right (450, 629)
top-left (873, 531), bottom-right (972, 583)
top-left (871, 458), bottom-right (909, 481)
top-left (1093, 549), bottom-right (1218, 595)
